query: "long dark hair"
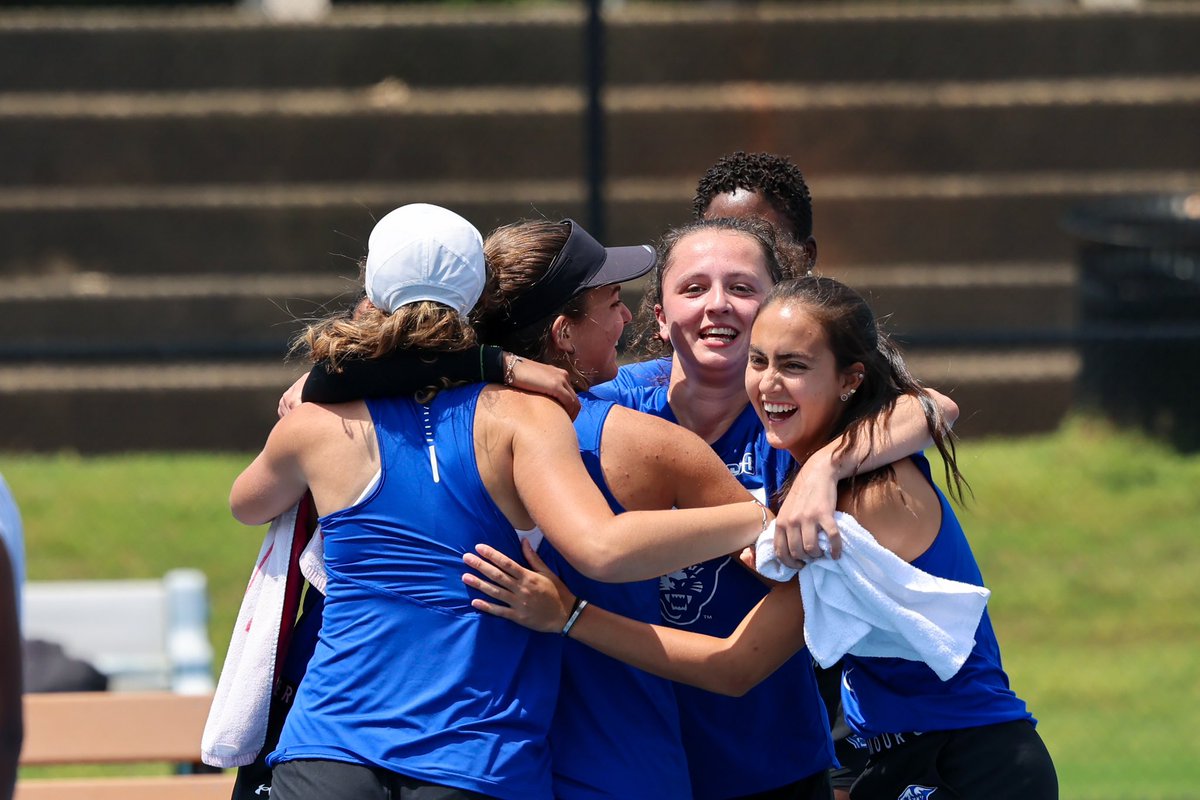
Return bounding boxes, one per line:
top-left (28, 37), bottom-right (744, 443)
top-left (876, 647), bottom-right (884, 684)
top-left (764, 276), bottom-right (968, 506)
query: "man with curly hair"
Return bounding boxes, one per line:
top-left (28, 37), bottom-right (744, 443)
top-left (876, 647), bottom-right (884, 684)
top-left (693, 151), bottom-right (818, 276)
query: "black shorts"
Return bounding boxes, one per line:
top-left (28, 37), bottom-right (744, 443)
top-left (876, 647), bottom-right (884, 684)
top-left (271, 759), bottom-right (496, 800)
top-left (731, 768), bottom-right (833, 800)
top-left (814, 659), bottom-right (869, 790)
top-left (849, 720), bottom-right (1057, 800)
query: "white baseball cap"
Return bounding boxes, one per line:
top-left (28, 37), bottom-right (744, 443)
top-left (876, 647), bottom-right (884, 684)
top-left (365, 203), bottom-right (485, 315)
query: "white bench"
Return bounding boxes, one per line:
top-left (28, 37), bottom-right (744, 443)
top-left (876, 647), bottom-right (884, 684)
top-left (21, 568), bottom-right (215, 694)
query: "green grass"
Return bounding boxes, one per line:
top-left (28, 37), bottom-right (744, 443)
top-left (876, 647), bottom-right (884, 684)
top-left (6, 452), bottom-right (255, 656)
top-left (930, 417), bottom-right (1200, 799)
top-left (6, 414), bottom-right (1199, 797)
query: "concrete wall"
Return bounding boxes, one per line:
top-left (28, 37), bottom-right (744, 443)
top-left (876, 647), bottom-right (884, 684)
top-left (2, 1), bottom-right (1198, 451)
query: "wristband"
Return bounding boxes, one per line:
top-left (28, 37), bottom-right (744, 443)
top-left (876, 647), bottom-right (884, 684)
top-left (561, 596), bottom-right (589, 637)
top-left (481, 346), bottom-right (506, 383)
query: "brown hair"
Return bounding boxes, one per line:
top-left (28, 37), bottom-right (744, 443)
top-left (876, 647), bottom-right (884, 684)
top-left (295, 293), bottom-right (478, 402)
top-left (627, 217), bottom-right (792, 359)
top-left (763, 276), bottom-right (967, 506)
top-left (300, 299), bottom-right (477, 369)
top-left (473, 219), bottom-right (593, 390)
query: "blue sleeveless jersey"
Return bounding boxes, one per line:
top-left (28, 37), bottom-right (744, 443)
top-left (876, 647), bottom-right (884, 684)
top-left (596, 363), bottom-right (835, 799)
top-left (268, 385), bottom-right (561, 800)
top-left (842, 454), bottom-right (1033, 739)
top-left (540, 393), bottom-right (691, 800)
top-left (592, 357), bottom-right (672, 398)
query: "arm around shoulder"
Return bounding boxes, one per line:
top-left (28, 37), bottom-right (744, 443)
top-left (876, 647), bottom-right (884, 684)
top-left (509, 394), bottom-right (766, 582)
top-left (925, 387), bottom-right (959, 430)
top-left (774, 388), bottom-right (957, 564)
top-left (230, 406), bottom-right (314, 525)
top-left (600, 407), bottom-right (752, 510)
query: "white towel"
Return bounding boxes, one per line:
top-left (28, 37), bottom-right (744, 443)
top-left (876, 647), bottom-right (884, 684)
top-left (201, 502), bottom-right (299, 768)
top-left (203, 507), bottom-right (545, 769)
top-left (299, 526), bottom-right (327, 596)
top-left (755, 512), bottom-right (990, 681)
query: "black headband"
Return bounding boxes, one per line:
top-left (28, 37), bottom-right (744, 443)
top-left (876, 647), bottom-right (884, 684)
top-left (489, 219), bottom-right (611, 335)
top-left (482, 219), bottom-right (656, 341)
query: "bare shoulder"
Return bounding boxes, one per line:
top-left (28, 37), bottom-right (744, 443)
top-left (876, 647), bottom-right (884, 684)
top-left (279, 400), bottom-right (367, 436)
top-left (269, 402), bottom-right (329, 446)
top-left (477, 385), bottom-right (573, 434)
top-left (263, 402), bottom-right (374, 471)
top-left (602, 405), bottom-right (710, 463)
top-left (600, 405), bottom-right (746, 510)
top-left (284, 400), bottom-right (368, 424)
top-left (479, 384), bottom-right (570, 415)
top-left (840, 458), bottom-right (941, 562)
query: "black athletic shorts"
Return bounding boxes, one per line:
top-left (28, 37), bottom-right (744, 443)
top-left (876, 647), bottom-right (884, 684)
top-left (730, 767), bottom-right (833, 800)
top-left (814, 659), bottom-right (869, 790)
top-left (271, 759), bottom-right (496, 800)
top-left (849, 719), bottom-right (1057, 800)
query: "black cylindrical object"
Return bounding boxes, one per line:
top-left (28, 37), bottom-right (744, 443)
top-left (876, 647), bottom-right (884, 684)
top-left (1062, 193), bottom-right (1200, 450)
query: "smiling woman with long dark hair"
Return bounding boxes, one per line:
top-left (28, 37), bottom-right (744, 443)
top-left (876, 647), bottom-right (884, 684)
top-left (468, 275), bottom-right (1058, 800)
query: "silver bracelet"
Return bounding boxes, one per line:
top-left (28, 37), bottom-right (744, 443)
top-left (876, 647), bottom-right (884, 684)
top-left (561, 597), bottom-right (589, 637)
top-left (754, 499), bottom-right (769, 532)
top-left (503, 354), bottom-right (523, 385)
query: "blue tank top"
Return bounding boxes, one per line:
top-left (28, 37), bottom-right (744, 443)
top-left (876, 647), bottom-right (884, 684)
top-left (842, 454), bottom-right (1033, 739)
top-left (539, 393), bottom-right (691, 800)
top-left (595, 364), bottom-right (835, 799)
top-left (268, 385), bottom-right (561, 800)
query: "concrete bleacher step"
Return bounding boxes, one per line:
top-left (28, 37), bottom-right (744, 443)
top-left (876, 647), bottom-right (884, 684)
top-left (0, 1), bottom-right (1188, 454)
top-left (903, 347), bottom-right (1078, 438)
top-left (0, 3), bottom-right (1197, 92)
top-left (628, 259), bottom-right (1081, 345)
top-left (617, 169), bottom-right (1200, 265)
top-left (3, 171), bottom-right (1197, 276)
top-left (835, 262), bottom-right (1077, 343)
top-left (5, 77), bottom-right (1200, 187)
top-left (1, 263), bottom-right (1075, 359)
top-left (0, 348), bottom-right (1077, 453)
top-left (0, 274), bottom-right (352, 359)
top-left (0, 361), bottom-right (304, 452)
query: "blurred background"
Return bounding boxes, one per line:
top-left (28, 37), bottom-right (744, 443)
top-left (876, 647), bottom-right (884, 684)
top-left (1, 0), bottom-right (1198, 797)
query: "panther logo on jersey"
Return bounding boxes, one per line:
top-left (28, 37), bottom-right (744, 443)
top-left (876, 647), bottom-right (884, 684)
top-left (897, 786), bottom-right (936, 800)
top-left (659, 558), bottom-right (730, 626)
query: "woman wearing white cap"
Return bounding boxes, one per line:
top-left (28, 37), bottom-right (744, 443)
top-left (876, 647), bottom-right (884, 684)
top-left (286, 215), bottom-right (776, 799)
top-left (230, 204), bottom-right (770, 800)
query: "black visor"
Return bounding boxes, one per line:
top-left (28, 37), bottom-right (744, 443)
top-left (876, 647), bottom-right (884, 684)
top-left (490, 219), bottom-right (655, 334)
